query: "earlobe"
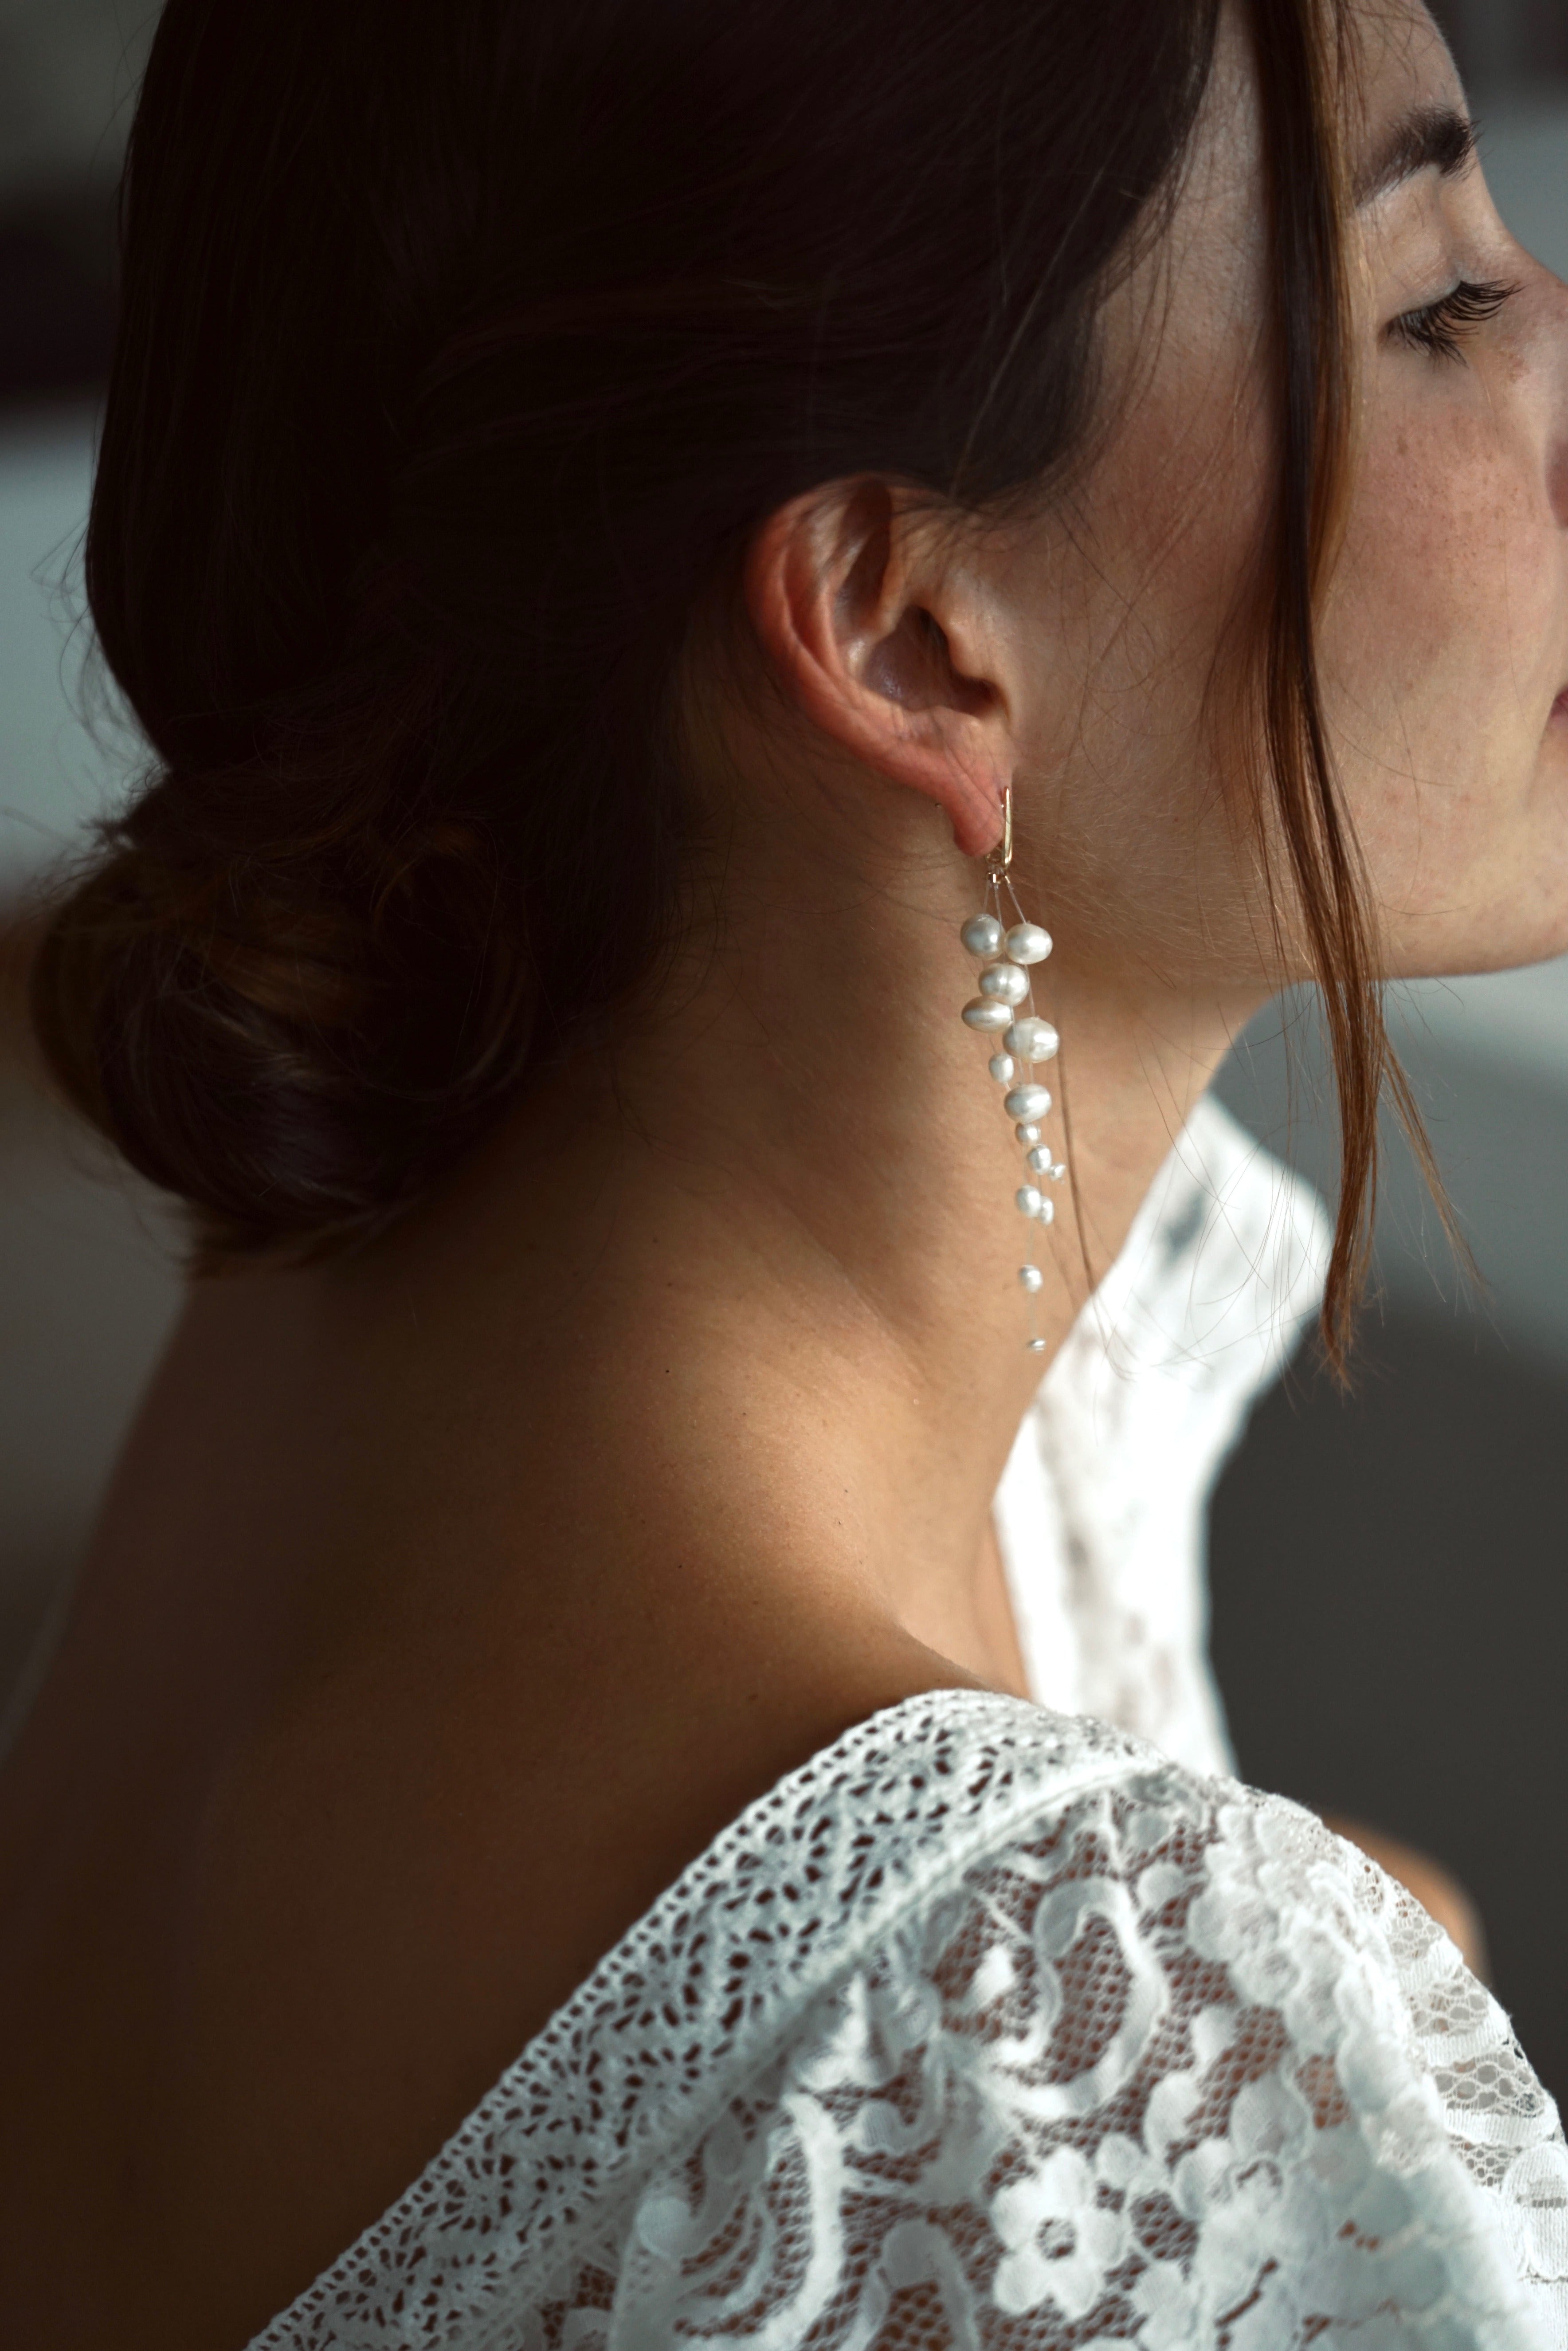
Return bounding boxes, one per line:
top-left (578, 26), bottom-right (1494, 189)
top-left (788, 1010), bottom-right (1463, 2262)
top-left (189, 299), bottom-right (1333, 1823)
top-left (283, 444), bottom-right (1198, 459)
top-left (743, 481), bottom-right (1013, 858)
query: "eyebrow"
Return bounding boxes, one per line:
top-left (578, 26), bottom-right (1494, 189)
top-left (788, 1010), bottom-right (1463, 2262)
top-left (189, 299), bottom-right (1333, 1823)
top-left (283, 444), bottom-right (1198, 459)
top-left (1353, 102), bottom-right (1477, 207)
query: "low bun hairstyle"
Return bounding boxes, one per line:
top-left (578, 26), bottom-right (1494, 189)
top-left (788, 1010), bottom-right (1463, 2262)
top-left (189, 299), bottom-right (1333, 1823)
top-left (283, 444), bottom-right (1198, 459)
top-left (33, 0), bottom-right (1392, 1354)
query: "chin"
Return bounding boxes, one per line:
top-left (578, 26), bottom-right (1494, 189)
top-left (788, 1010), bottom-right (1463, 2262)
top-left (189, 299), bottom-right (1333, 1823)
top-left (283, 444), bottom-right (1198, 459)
top-left (1382, 903), bottom-right (1568, 983)
top-left (1375, 746), bottom-right (1568, 977)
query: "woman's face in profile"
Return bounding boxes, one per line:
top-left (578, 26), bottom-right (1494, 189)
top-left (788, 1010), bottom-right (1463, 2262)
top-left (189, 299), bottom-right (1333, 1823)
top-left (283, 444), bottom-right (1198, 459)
top-left (990, 0), bottom-right (1568, 993)
top-left (1331, 0), bottom-right (1568, 978)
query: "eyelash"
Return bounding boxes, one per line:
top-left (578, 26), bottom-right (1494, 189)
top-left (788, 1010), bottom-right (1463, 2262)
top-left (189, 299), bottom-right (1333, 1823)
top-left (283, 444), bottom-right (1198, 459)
top-left (1389, 277), bottom-right (1519, 362)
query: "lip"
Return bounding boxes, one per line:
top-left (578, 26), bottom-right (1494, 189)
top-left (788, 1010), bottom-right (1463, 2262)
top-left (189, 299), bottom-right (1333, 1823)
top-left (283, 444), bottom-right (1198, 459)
top-left (1553, 689), bottom-right (1568, 727)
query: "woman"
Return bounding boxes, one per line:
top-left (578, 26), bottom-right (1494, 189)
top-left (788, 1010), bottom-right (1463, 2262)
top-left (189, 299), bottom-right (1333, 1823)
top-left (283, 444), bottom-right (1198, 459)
top-left (3, 0), bottom-right (1566, 2337)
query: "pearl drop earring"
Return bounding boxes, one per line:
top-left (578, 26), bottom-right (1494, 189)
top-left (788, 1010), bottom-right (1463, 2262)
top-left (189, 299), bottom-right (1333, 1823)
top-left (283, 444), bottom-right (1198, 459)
top-left (958, 781), bottom-right (1064, 1353)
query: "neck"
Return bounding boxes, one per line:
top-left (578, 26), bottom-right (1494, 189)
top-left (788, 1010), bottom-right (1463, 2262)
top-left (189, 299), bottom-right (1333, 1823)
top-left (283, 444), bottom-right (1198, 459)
top-left (378, 799), bottom-right (1260, 1682)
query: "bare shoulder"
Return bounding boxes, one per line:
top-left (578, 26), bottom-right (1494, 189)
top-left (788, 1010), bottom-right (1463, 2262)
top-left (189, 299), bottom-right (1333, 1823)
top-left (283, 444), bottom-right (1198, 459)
top-left (0, 1271), bottom-right (961, 2351)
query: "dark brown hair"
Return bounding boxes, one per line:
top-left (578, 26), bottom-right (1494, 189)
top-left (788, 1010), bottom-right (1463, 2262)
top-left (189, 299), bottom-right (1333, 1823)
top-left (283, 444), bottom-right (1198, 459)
top-left (31, 0), bottom-right (1391, 1361)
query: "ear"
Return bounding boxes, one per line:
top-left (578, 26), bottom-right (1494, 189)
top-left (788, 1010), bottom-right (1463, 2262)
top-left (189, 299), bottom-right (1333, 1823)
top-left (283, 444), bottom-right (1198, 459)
top-left (743, 478), bottom-right (1016, 858)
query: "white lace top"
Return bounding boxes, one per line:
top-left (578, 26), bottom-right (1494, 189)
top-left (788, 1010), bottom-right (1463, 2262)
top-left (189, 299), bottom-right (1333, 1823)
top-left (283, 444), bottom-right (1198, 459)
top-left (247, 1102), bottom-right (1568, 2348)
top-left (994, 1096), bottom-right (1331, 1777)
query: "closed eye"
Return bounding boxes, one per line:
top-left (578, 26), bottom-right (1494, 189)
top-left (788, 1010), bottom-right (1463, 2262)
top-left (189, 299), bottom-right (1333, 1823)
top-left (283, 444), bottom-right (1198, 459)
top-left (1389, 277), bottom-right (1518, 363)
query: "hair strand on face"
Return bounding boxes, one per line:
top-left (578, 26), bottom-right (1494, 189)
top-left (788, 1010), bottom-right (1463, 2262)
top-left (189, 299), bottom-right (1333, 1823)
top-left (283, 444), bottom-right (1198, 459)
top-left (1246, 0), bottom-right (1458, 1378)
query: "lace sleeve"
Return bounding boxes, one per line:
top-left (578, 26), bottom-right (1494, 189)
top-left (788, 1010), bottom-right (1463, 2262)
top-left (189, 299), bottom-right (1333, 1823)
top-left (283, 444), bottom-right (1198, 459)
top-left (554, 1770), bottom-right (1568, 2347)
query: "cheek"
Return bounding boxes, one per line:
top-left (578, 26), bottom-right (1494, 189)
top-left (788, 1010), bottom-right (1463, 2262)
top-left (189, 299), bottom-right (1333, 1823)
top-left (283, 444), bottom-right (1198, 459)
top-left (1325, 388), bottom-right (1559, 860)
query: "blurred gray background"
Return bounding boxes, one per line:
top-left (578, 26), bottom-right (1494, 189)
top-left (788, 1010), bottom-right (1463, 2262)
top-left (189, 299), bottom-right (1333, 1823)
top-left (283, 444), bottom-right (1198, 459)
top-left (0, 0), bottom-right (1566, 2083)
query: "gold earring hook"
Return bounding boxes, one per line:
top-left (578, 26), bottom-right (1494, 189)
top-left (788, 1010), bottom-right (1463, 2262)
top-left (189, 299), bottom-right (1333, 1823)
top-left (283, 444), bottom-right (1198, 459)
top-left (988, 781), bottom-right (1013, 879)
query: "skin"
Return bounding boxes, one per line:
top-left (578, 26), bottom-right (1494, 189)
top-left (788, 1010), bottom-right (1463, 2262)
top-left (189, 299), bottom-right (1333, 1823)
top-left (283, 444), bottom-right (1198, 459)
top-left (1, 3), bottom-right (1566, 2343)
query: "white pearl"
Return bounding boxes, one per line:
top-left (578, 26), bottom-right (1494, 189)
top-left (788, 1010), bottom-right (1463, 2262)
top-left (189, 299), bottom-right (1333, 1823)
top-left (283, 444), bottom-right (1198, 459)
top-left (1004, 1083), bottom-right (1050, 1122)
top-left (1017, 1264), bottom-right (1043, 1293)
top-left (1027, 1336), bottom-right (1047, 1352)
top-left (1015, 1185), bottom-right (1043, 1217)
top-left (961, 997), bottom-right (1012, 1031)
top-left (1004, 1017), bottom-right (1058, 1064)
top-left (988, 1053), bottom-right (1015, 1082)
top-left (1050, 1161), bottom-right (1067, 1181)
top-left (1015, 1122), bottom-right (1040, 1146)
top-left (977, 962), bottom-right (1028, 1005)
top-left (1026, 1145), bottom-right (1050, 1174)
top-left (1005, 922), bottom-right (1052, 965)
top-left (960, 912), bottom-right (1003, 957)
top-left (1038, 1197), bottom-right (1055, 1225)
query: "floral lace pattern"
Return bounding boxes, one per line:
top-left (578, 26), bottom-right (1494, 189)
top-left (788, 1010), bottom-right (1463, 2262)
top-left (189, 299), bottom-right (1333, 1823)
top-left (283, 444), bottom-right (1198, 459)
top-left (249, 1693), bottom-right (1568, 2350)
